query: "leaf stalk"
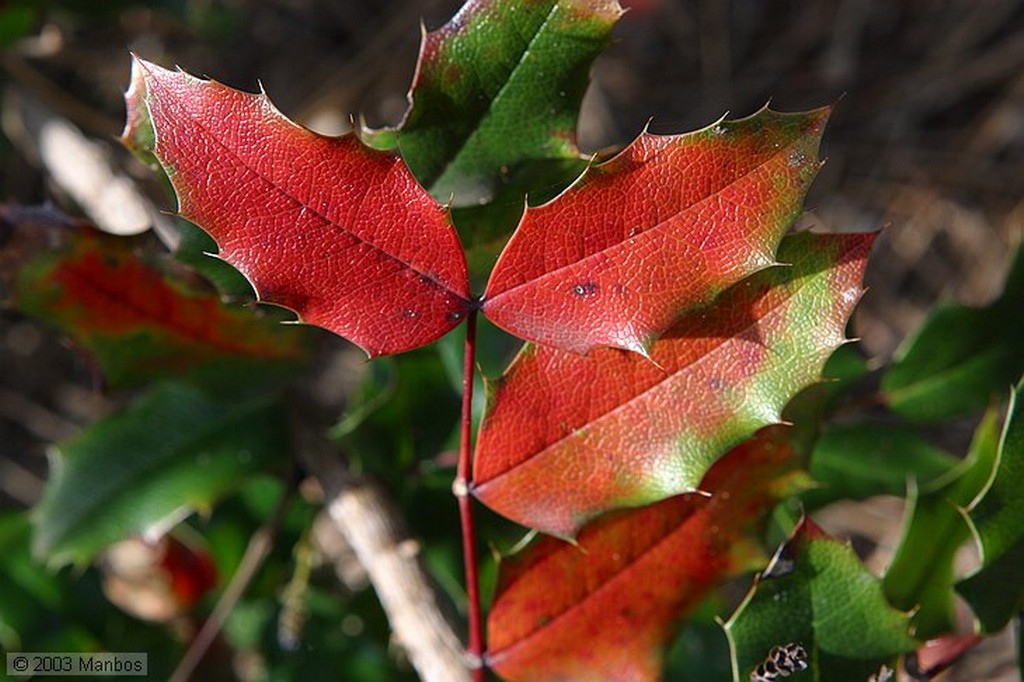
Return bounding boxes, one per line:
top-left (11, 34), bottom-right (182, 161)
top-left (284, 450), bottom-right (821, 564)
top-left (456, 308), bottom-right (485, 680)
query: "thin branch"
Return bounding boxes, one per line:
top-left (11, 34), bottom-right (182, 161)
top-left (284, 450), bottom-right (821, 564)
top-left (170, 482), bottom-right (294, 682)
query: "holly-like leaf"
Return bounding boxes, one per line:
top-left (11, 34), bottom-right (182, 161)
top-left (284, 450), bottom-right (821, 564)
top-left (882, 244), bottom-right (1024, 422)
top-left (957, 380), bottom-right (1024, 632)
top-left (474, 232), bottom-right (872, 538)
top-left (123, 58), bottom-right (472, 358)
top-left (487, 425), bottom-right (802, 682)
top-left (1, 205), bottom-right (306, 387)
top-left (725, 518), bottom-right (917, 682)
top-left (397, 0), bottom-right (623, 205)
top-left (882, 407), bottom-right (1000, 638)
top-left (482, 108), bottom-right (829, 356)
top-left (32, 380), bottom-right (288, 567)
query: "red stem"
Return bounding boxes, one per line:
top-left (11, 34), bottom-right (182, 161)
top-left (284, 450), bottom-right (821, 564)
top-left (456, 308), bottom-right (485, 680)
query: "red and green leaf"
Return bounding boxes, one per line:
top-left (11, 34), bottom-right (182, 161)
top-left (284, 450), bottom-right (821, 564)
top-left (482, 108), bottom-right (829, 355)
top-left (2, 205), bottom-right (306, 387)
top-left (487, 425), bottom-right (802, 682)
top-left (397, 0), bottom-right (623, 205)
top-left (474, 231), bottom-right (873, 538)
top-left (123, 58), bottom-right (472, 358)
top-left (725, 518), bottom-right (918, 682)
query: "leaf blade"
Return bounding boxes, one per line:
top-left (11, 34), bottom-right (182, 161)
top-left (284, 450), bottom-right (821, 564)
top-left (725, 518), bottom-right (917, 682)
top-left (2, 206), bottom-right (307, 387)
top-left (125, 58), bottom-right (472, 357)
top-left (398, 0), bottom-right (623, 204)
top-left (882, 405), bottom-right (1001, 637)
top-left (882, 245), bottom-right (1024, 421)
top-left (957, 380), bottom-right (1024, 632)
top-left (802, 421), bottom-right (957, 510)
top-left (482, 107), bottom-right (829, 355)
top-left (32, 381), bottom-right (288, 567)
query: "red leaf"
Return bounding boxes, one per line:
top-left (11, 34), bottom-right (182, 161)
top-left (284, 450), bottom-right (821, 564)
top-left (474, 232), bottom-right (874, 537)
top-left (124, 58), bottom-right (473, 357)
top-left (482, 108), bottom-right (829, 355)
top-left (2, 204), bottom-right (306, 387)
top-left (486, 426), bottom-right (800, 681)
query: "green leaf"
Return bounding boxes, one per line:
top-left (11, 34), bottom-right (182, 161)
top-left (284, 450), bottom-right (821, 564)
top-left (0, 512), bottom-right (64, 647)
top-left (957, 380), bottom-right (1024, 632)
top-left (32, 380), bottom-right (289, 567)
top-left (882, 407), bottom-right (1001, 637)
top-left (802, 421), bottom-right (957, 510)
top-left (0, 2), bottom-right (38, 46)
top-left (883, 244), bottom-right (1024, 422)
top-left (725, 518), bottom-right (917, 682)
top-left (397, 0), bottom-right (623, 205)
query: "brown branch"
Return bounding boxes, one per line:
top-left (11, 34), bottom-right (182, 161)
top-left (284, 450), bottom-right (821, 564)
top-left (295, 430), bottom-right (470, 682)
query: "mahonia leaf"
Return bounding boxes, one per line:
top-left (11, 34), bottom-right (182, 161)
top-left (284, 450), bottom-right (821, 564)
top-left (482, 107), bottom-right (829, 355)
top-left (882, 244), bottom-right (1024, 421)
top-left (725, 518), bottom-right (918, 682)
top-left (0, 204), bottom-right (306, 387)
top-left (487, 426), bottom-right (802, 682)
top-left (474, 232), bottom-right (873, 538)
top-left (957, 380), bottom-right (1024, 632)
top-left (123, 58), bottom-right (472, 358)
top-left (397, 0), bottom-right (623, 205)
top-left (32, 380), bottom-right (288, 567)
top-left (882, 406), bottom-right (1000, 638)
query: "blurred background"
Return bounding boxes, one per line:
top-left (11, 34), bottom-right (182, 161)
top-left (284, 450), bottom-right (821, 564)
top-left (0, 1), bottom-right (1021, 680)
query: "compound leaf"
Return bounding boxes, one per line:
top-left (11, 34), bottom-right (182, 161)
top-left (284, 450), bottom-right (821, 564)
top-left (474, 232), bottom-right (873, 538)
top-left (482, 108), bottom-right (829, 355)
top-left (123, 58), bottom-right (472, 358)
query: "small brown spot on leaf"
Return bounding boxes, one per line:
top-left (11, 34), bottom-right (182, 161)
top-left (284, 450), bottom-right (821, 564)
top-left (573, 282), bottom-right (598, 297)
